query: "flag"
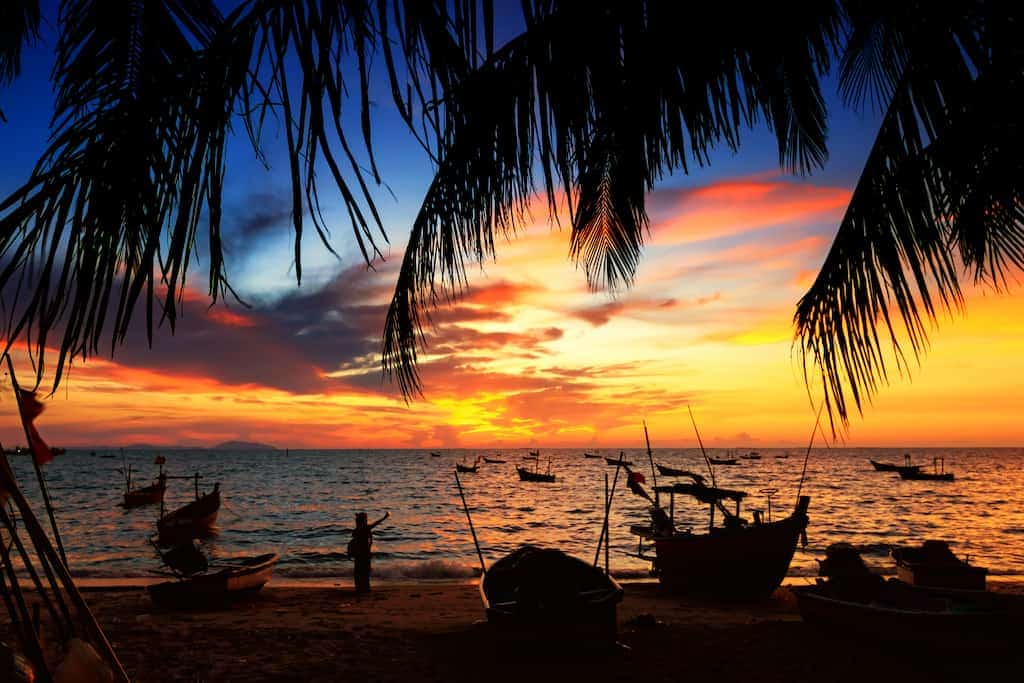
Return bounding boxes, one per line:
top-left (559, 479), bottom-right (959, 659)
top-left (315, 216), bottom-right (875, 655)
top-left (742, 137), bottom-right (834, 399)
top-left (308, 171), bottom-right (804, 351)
top-left (628, 471), bottom-right (646, 485)
top-left (154, 455), bottom-right (166, 465)
top-left (17, 389), bottom-right (55, 466)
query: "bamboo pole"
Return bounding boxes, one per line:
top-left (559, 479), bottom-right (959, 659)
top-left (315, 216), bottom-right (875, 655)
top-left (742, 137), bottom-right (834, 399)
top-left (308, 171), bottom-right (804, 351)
top-left (796, 402), bottom-right (825, 504)
top-left (593, 452), bottom-right (625, 566)
top-left (687, 406), bottom-right (716, 488)
top-left (4, 354), bottom-right (67, 567)
top-left (0, 527), bottom-right (48, 680)
top-left (604, 473), bottom-right (610, 574)
top-left (643, 420), bottom-right (658, 499)
top-left (454, 469), bottom-right (486, 575)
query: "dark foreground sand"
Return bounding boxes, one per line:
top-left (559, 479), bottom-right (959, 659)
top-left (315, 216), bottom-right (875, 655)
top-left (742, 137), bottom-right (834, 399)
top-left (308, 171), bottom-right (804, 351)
top-left (4, 581), bottom-right (1023, 682)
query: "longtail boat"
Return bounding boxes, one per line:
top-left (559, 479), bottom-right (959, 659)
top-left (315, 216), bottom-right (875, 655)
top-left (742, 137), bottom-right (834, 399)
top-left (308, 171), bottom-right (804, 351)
top-left (869, 453), bottom-right (921, 473)
top-left (121, 456), bottom-right (168, 509)
top-left (655, 464), bottom-right (706, 483)
top-left (899, 457), bottom-right (954, 482)
top-left (583, 452), bottom-right (602, 459)
top-left (456, 457), bottom-right (480, 473)
top-left (157, 478), bottom-right (220, 544)
top-left (708, 457), bottom-right (738, 465)
top-left (891, 540), bottom-right (986, 590)
top-left (149, 542), bottom-right (278, 609)
top-left (483, 456), bottom-right (507, 464)
top-left (605, 456), bottom-right (633, 466)
top-left (480, 545), bottom-right (622, 645)
top-left (741, 451), bottom-right (761, 460)
top-left (630, 482), bottom-right (809, 599)
top-left (516, 460), bottom-right (555, 483)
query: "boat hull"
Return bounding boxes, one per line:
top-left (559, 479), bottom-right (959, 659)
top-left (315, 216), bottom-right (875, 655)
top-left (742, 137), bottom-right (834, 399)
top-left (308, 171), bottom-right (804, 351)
top-left (480, 546), bottom-right (622, 646)
top-left (148, 553), bottom-right (278, 609)
top-left (899, 470), bottom-right (954, 481)
top-left (158, 490), bottom-right (221, 543)
top-left (515, 466), bottom-right (555, 483)
top-left (792, 585), bottom-right (1019, 650)
top-left (123, 482), bottom-right (166, 509)
top-left (870, 459), bottom-right (922, 473)
top-left (652, 501), bottom-right (808, 599)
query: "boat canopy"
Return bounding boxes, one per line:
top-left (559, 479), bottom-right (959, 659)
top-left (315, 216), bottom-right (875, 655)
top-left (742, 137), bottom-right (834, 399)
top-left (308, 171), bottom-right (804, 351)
top-left (653, 482), bottom-right (747, 503)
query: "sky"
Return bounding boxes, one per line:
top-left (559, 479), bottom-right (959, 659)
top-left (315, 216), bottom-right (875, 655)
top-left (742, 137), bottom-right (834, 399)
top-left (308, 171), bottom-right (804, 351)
top-left (1, 6), bottom-right (1023, 449)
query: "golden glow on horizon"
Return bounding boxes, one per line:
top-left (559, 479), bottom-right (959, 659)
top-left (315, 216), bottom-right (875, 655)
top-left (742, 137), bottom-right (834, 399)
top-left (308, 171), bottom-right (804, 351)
top-left (2, 178), bottom-right (1023, 449)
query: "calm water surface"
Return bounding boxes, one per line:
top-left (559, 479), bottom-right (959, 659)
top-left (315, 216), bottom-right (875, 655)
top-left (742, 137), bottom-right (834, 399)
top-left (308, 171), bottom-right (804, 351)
top-left (8, 448), bottom-right (1024, 580)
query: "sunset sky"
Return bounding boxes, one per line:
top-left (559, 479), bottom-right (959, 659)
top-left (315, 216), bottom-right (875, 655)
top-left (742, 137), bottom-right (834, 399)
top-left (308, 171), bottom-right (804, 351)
top-left (2, 16), bottom-right (1023, 449)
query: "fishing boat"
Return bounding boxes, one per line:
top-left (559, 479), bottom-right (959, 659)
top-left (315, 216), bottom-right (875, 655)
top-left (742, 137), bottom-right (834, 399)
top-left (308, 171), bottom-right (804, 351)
top-left (655, 464), bottom-right (706, 484)
top-left (429, 451), bottom-right (442, 457)
top-left (899, 457), bottom-right (954, 482)
top-left (483, 456), bottom-right (507, 464)
top-left (774, 453), bottom-right (790, 459)
top-left (148, 544), bottom-right (279, 609)
top-left (605, 456), bottom-right (633, 467)
top-left (516, 457), bottom-right (555, 483)
top-left (891, 540), bottom-right (987, 590)
top-left (708, 457), bottom-right (738, 465)
top-left (793, 545), bottom-right (1021, 649)
top-left (630, 483), bottom-right (810, 599)
top-left (583, 452), bottom-right (602, 459)
top-left (157, 478), bottom-right (220, 544)
top-left (121, 456), bottom-right (168, 509)
top-left (741, 451), bottom-right (761, 460)
top-left (479, 545), bottom-right (623, 645)
top-left (869, 453), bottom-right (921, 473)
top-left (456, 457), bottom-right (480, 473)
top-left (528, 449), bottom-right (540, 457)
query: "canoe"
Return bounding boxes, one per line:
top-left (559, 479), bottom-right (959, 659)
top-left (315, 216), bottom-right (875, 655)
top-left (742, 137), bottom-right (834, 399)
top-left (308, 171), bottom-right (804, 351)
top-left (122, 480), bottom-right (166, 509)
top-left (516, 466), bottom-right (555, 483)
top-left (891, 540), bottom-right (987, 590)
top-left (157, 486), bottom-right (220, 544)
top-left (480, 545), bottom-right (622, 645)
top-left (148, 553), bottom-right (279, 609)
top-left (655, 464), bottom-right (706, 484)
top-left (605, 457), bottom-right (633, 466)
top-left (792, 581), bottom-right (1022, 650)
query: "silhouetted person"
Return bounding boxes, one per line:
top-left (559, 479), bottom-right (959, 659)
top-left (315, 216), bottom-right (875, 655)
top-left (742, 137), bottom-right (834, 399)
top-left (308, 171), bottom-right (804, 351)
top-left (348, 511), bottom-right (389, 594)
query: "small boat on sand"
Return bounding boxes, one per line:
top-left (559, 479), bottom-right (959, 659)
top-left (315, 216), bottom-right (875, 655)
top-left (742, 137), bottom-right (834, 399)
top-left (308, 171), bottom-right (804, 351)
top-left (899, 457), bottom-right (954, 482)
top-left (157, 479), bottom-right (220, 544)
top-left (891, 540), bottom-right (987, 590)
top-left (605, 457), bottom-right (633, 467)
top-left (655, 464), bottom-right (706, 484)
top-left (149, 544), bottom-right (278, 609)
top-left (479, 545), bottom-right (622, 645)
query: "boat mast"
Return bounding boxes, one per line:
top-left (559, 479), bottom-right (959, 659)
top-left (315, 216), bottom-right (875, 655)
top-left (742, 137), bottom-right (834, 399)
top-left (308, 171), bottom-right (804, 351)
top-left (454, 469), bottom-right (487, 575)
top-left (795, 402), bottom-right (825, 504)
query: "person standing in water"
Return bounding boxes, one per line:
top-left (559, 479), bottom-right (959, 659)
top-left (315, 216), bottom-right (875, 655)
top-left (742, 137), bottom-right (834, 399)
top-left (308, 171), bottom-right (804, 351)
top-left (347, 511), bottom-right (389, 594)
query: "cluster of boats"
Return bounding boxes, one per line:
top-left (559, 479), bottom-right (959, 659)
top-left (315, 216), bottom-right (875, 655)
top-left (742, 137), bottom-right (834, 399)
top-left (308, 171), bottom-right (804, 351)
top-left (119, 455), bottom-right (277, 608)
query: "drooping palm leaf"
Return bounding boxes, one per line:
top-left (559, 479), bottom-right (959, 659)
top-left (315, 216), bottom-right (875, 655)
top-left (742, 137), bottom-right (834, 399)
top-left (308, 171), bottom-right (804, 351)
top-left (795, 1), bottom-right (1023, 429)
top-left (0, 0), bottom-right (41, 122)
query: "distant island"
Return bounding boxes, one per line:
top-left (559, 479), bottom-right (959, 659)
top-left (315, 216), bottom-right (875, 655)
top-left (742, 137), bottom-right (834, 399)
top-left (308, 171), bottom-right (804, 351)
top-left (212, 440), bottom-right (278, 451)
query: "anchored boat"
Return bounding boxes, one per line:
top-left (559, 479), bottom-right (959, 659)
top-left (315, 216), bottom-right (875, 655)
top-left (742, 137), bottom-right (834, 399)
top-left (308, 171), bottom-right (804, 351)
top-left (157, 476), bottom-right (220, 544)
top-left (899, 457), bottom-right (954, 481)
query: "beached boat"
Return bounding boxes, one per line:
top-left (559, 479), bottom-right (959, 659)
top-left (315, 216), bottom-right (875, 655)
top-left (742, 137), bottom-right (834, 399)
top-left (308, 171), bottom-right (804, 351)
top-left (708, 457), bottom-right (738, 465)
top-left (891, 540), bottom-right (987, 590)
top-left (157, 482), bottom-right (220, 544)
top-left (630, 483), bottom-right (809, 599)
top-left (899, 457), bottom-right (954, 482)
top-left (605, 457), bottom-right (633, 467)
top-left (479, 545), bottom-right (623, 645)
top-left (149, 553), bottom-right (279, 608)
top-left (655, 464), bottom-right (706, 484)
top-left (483, 456), bottom-right (507, 464)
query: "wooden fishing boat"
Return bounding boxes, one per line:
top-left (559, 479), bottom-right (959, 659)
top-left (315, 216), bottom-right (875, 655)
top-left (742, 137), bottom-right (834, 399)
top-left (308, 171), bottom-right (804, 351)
top-left (869, 453), bottom-right (921, 472)
top-left (157, 483), bottom-right (220, 544)
top-left (891, 540), bottom-right (987, 590)
top-left (655, 464), bottom-right (706, 484)
top-left (899, 457), bottom-right (954, 481)
top-left (456, 457), bottom-right (481, 473)
top-left (479, 545), bottom-right (623, 645)
top-left (148, 553), bottom-right (279, 609)
top-left (630, 484), bottom-right (809, 599)
top-left (708, 457), bottom-right (738, 465)
top-left (583, 452), bottom-right (602, 459)
top-left (429, 451), bottom-right (442, 457)
top-left (483, 456), bottom-right (507, 464)
top-left (741, 451), bottom-right (761, 460)
top-left (122, 477), bottom-right (166, 509)
top-left (605, 457), bottom-right (633, 466)
top-left (516, 465), bottom-right (555, 483)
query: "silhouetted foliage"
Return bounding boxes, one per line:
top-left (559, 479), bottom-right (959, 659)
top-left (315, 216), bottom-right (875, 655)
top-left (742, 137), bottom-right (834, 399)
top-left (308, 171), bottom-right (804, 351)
top-left (0, 2), bottom-right (1021, 428)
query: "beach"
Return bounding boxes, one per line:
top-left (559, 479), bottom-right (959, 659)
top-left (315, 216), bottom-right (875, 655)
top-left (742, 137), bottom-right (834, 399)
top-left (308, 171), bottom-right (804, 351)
top-left (6, 580), bottom-right (1021, 682)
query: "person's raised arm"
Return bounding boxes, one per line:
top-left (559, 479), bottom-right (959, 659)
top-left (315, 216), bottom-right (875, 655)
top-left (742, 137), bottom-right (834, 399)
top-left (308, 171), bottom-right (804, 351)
top-left (370, 511), bottom-right (390, 529)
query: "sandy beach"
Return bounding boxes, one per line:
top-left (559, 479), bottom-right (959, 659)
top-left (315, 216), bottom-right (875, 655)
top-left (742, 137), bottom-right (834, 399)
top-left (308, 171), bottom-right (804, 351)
top-left (5, 580), bottom-right (1021, 682)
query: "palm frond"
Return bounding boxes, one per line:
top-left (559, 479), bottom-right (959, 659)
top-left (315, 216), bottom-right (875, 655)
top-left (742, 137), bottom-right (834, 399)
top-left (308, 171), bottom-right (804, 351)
top-left (795, 3), bottom-right (1023, 430)
top-left (0, 0), bottom-right (41, 122)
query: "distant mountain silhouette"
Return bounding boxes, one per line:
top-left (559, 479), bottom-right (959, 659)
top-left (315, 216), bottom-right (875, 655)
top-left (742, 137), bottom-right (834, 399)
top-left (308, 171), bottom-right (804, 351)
top-left (213, 440), bottom-right (277, 451)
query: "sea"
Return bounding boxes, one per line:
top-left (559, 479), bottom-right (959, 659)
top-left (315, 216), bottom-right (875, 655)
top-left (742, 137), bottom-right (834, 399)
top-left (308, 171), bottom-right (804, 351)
top-left (5, 447), bottom-right (1024, 582)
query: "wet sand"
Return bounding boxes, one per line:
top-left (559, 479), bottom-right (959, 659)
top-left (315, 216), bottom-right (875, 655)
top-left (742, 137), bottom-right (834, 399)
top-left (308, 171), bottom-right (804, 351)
top-left (5, 581), bottom-right (1023, 682)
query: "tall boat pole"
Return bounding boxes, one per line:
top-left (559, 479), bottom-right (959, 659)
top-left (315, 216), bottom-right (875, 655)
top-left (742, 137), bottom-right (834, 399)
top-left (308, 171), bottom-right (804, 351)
top-left (593, 452), bottom-right (626, 567)
top-left (643, 420), bottom-right (658, 491)
top-left (454, 469), bottom-right (486, 575)
top-left (687, 405), bottom-right (716, 488)
top-left (4, 353), bottom-right (68, 567)
top-left (796, 402), bottom-right (826, 503)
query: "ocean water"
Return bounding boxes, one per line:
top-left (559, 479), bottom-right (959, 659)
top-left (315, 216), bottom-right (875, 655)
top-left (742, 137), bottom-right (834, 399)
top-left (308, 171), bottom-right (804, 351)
top-left (5, 448), bottom-right (1024, 581)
